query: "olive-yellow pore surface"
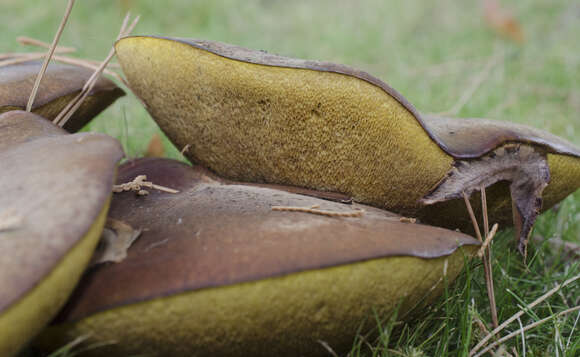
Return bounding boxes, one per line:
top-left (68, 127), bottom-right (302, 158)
top-left (0, 201), bottom-right (109, 357)
top-left (115, 37), bottom-right (453, 211)
top-left (38, 249), bottom-right (472, 357)
top-left (544, 154), bottom-right (580, 208)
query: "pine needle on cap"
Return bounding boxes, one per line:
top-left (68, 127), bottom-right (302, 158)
top-left (271, 205), bottom-right (364, 217)
top-left (26, 0), bottom-right (76, 112)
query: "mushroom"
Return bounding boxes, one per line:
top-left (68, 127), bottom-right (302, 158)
top-left (0, 61), bottom-right (125, 132)
top-left (0, 111), bottom-right (123, 356)
top-left (115, 36), bottom-right (580, 254)
top-left (36, 158), bottom-right (480, 357)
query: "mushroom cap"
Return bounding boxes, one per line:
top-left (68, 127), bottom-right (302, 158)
top-left (40, 158), bottom-right (479, 357)
top-left (0, 110), bottom-right (66, 151)
top-left (118, 36), bottom-right (580, 159)
top-left (0, 111), bottom-right (123, 356)
top-left (417, 115), bottom-right (580, 235)
top-left (422, 115), bottom-right (580, 158)
top-left (0, 61), bottom-right (125, 132)
top-left (115, 35), bottom-right (454, 211)
top-left (114, 36), bottom-right (580, 238)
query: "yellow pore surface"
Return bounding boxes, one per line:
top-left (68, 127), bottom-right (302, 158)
top-left (116, 37), bottom-right (453, 210)
top-left (39, 247), bottom-right (474, 357)
top-left (0, 199), bottom-right (109, 357)
top-left (543, 153), bottom-right (580, 209)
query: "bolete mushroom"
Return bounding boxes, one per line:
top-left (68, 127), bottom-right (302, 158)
top-left (114, 36), bottom-right (580, 253)
top-left (0, 111), bottom-right (123, 356)
top-left (37, 158), bottom-right (480, 357)
top-left (0, 61), bottom-right (125, 132)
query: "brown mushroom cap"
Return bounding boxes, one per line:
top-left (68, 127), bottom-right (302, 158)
top-left (0, 110), bottom-right (66, 151)
top-left (0, 61), bottom-right (125, 132)
top-left (41, 158), bottom-right (479, 357)
top-left (0, 113), bottom-right (123, 356)
top-left (422, 115), bottom-right (580, 158)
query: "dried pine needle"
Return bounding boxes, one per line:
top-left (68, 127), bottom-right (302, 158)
top-left (26, 0), bottom-right (76, 112)
top-left (463, 188), bottom-right (499, 328)
top-left (470, 273), bottom-right (580, 355)
top-left (17, 36), bottom-right (76, 53)
top-left (53, 13), bottom-right (139, 128)
top-left (473, 305), bottom-right (580, 357)
top-left (477, 223), bottom-right (499, 258)
top-left (271, 205), bottom-right (364, 217)
top-left (180, 144), bottom-right (191, 156)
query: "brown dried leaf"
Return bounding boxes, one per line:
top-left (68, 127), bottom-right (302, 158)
top-left (483, 0), bottom-right (525, 43)
top-left (144, 133), bottom-right (165, 158)
top-left (91, 219), bottom-right (142, 266)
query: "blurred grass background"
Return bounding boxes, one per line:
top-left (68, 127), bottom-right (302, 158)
top-left (2, 0), bottom-right (579, 356)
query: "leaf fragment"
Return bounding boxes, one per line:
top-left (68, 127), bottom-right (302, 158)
top-left (90, 219), bottom-right (142, 266)
top-left (482, 0), bottom-right (525, 43)
top-left (144, 133), bottom-right (165, 158)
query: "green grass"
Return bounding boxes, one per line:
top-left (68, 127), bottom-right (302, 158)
top-left (3, 0), bottom-right (579, 356)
